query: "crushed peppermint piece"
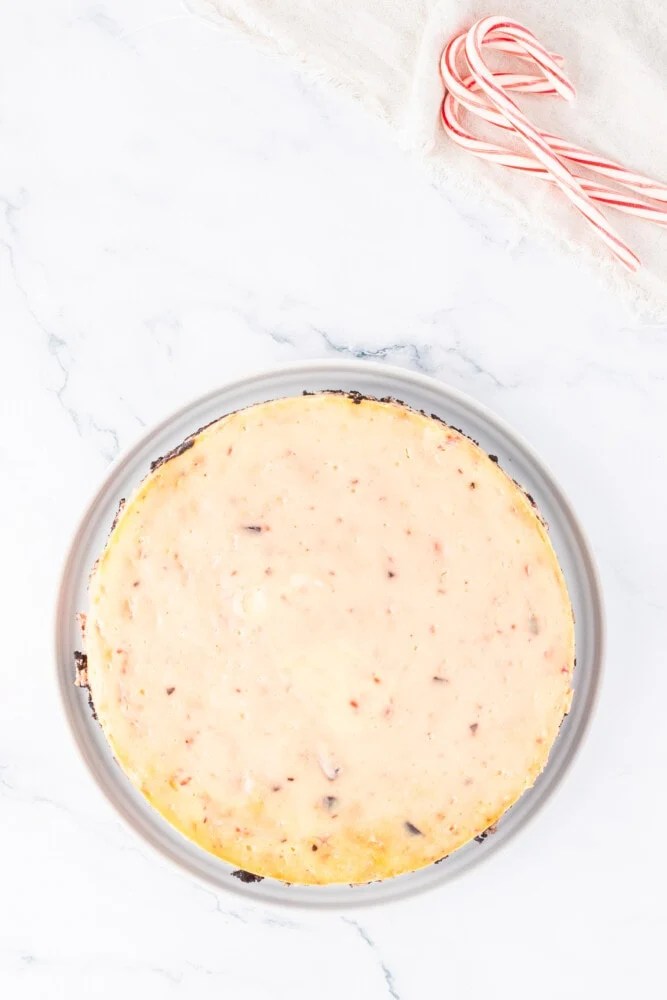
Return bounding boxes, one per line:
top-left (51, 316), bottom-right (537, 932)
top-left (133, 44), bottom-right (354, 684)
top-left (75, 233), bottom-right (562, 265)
top-left (317, 752), bottom-right (341, 781)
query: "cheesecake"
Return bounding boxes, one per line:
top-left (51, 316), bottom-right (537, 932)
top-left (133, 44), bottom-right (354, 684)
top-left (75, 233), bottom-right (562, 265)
top-left (82, 392), bottom-right (574, 884)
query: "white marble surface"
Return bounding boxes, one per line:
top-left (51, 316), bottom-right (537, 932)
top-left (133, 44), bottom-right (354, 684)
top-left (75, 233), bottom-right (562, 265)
top-left (2, 1), bottom-right (666, 997)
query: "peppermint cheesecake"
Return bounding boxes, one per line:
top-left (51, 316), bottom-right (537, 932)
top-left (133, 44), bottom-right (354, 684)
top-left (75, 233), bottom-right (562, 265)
top-left (82, 392), bottom-right (574, 884)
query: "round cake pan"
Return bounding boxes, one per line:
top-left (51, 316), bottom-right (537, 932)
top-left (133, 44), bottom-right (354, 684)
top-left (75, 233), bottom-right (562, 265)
top-left (54, 360), bottom-right (603, 909)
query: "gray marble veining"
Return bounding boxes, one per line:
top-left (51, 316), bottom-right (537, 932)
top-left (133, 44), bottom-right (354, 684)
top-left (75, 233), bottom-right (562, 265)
top-left (2, 0), bottom-right (666, 997)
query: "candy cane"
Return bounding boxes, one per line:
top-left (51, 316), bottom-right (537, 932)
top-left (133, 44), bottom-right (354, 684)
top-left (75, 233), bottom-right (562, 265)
top-left (469, 18), bottom-right (639, 269)
top-left (440, 17), bottom-right (667, 269)
top-left (441, 78), bottom-right (667, 226)
top-left (443, 36), bottom-right (667, 205)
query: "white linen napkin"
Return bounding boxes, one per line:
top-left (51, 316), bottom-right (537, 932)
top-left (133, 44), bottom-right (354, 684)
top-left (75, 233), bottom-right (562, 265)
top-left (187, 0), bottom-right (667, 316)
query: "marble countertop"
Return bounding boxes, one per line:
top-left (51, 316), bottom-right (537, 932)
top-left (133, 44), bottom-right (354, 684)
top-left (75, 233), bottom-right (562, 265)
top-left (3, 2), bottom-right (666, 997)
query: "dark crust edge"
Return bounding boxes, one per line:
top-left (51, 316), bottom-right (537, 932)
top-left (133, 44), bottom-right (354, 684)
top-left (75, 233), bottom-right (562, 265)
top-left (110, 497), bottom-right (126, 532)
top-left (150, 436), bottom-right (195, 473)
top-left (474, 824), bottom-right (498, 844)
top-left (302, 389), bottom-right (482, 442)
top-left (148, 412), bottom-right (229, 474)
top-left (74, 650), bottom-right (98, 722)
top-left (231, 869), bottom-right (264, 884)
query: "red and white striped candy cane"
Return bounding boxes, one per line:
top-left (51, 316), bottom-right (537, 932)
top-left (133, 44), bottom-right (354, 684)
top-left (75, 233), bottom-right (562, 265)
top-left (443, 97), bottom-right (667, 225)
top-left (441, 60), bottom-right (667, 226)
top-left (439, 16), bottom-right (667, 269)
top-left (442, 33), bottom-right (667, 206)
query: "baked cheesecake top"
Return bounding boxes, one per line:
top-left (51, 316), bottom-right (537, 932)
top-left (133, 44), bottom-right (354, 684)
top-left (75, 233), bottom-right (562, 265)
top-left (84, 392), bottom-right (574, 884)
